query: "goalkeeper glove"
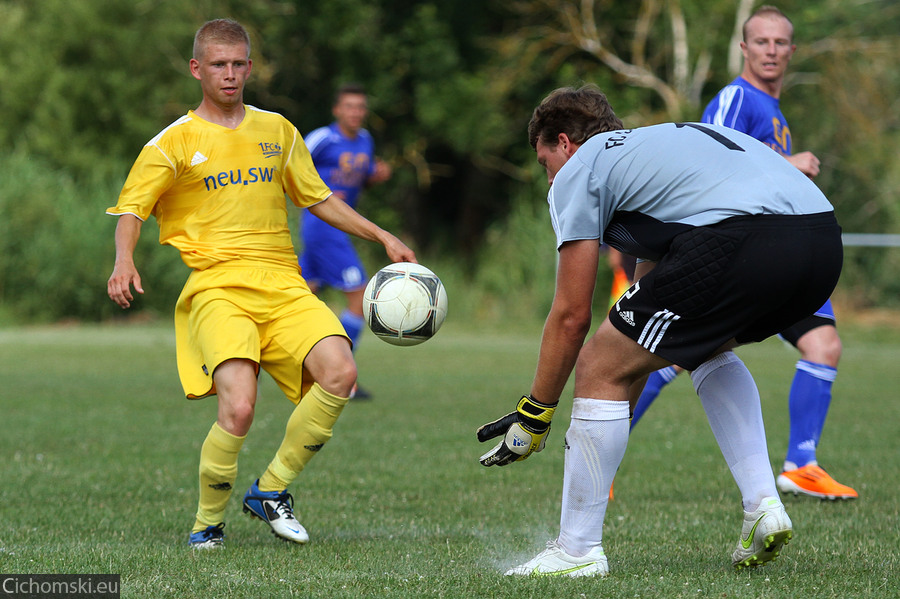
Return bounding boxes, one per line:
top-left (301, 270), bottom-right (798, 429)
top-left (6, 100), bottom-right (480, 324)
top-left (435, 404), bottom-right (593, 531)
top-left (477, 395), bottom-right (557, 467)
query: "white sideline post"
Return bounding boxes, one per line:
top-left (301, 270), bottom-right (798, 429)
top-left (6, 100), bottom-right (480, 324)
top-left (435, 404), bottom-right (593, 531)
top-left (842, 234), bottom-right (900, 247)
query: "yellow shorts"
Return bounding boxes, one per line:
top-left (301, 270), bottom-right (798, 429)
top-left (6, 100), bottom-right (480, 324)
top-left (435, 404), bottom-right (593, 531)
top-left (174, 262), bottom-right (348, 403)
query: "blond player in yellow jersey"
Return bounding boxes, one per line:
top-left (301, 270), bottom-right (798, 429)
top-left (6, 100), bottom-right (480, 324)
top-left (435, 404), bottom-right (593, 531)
top-left (107, 19), bottom-right (415, 549)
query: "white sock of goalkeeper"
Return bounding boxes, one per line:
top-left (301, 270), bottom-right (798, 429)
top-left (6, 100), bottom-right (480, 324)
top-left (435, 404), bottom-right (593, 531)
top-left (557, 398), bottom-right (630, 557)
top-left (691, 351), bottom-right (778, 511)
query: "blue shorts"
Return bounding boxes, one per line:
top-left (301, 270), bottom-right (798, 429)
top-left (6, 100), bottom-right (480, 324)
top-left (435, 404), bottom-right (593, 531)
top-left (299, 215), bottom-right (367, 291)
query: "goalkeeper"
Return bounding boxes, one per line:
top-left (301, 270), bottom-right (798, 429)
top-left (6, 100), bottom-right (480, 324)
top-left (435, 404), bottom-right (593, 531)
top-left (478, 85), bottom-right (842, 577)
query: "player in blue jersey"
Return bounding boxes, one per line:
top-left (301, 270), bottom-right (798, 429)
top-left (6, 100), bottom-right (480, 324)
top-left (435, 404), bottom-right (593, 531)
top-left (477, 85), bottom-right (844, 576)
top-left (299, 84), bottom-right (392, 399)
top-left (629, 6), bottom-right (856, 500)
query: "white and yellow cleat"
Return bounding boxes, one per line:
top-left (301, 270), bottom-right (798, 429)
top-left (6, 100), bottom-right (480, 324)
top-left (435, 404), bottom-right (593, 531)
top-left (506, 541), bottom-right (608, 578)
top-left (732, 496), bottom-right (793, 570)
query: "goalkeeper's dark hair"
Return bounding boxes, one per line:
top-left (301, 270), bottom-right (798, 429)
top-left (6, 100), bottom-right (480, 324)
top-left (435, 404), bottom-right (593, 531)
top-left (528, 85), bottom-right (624, 150)
top-left (193, 18), bottom-right (251, 60)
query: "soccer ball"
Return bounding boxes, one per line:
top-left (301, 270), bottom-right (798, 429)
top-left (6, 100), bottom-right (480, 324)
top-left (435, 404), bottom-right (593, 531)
top-left (363, 262), bottom-right (448, 346)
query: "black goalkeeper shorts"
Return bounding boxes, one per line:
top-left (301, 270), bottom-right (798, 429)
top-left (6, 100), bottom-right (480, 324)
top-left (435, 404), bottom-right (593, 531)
top-left (608, 212), bottom-right (842, 370)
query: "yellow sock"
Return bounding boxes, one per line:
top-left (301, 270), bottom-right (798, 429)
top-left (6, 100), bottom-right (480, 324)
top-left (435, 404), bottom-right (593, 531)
top-left (192, 422), bottom-right (245, 533)
top-left (258, 383), bottom-right (349, 492)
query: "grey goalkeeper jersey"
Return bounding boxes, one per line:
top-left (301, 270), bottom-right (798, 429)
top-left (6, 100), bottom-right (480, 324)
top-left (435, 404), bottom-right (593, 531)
top-left (547, 122), bottom-right (834, 260)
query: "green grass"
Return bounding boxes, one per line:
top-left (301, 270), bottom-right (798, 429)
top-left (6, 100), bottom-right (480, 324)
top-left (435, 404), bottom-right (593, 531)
top-left (1, 320), bottom-right (898, 598)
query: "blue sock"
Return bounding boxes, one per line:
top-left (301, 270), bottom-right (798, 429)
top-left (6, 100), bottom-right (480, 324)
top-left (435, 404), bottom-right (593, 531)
top-left (784, 360), bottom-right (836, 469)
top-left (339, 309), bottom-right (365, 350)
top-left (630, 366), bottom-right (679, 431)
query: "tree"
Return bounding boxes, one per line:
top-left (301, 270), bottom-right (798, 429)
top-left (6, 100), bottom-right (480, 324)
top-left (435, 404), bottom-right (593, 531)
top-left (481, 0), bottom-right (900, 305)
top-left (485, 0), bottom-right (740, 122)
top-left (1, 0), bottom-right (899, 322)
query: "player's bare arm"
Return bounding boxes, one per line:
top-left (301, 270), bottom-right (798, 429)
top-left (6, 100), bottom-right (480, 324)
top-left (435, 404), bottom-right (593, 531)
top-left (107, 214), bottom-right (145, 309)
top-left (476, 240), bottom-right (597, 467)
top-left (530, 239), bottom-right (599, 405)
top-left (367, 158), bottom-right (392, 185)
top-left (786, 150), bottom-right (820, 178)
top-left (308, 194), bottom-right (416, 264)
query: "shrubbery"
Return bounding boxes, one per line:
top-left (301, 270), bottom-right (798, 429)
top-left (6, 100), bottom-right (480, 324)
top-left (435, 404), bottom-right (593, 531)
top-left (1, 148), bottom-right (897, 327)
top-left (0, 152), bottom-right (604, 327)
top-left (0, 153), bottom-right (187, 323)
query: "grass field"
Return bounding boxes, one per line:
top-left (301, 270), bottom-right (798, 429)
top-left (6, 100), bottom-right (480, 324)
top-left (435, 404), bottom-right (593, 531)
top-left (1, 318), bottom-right (898, 598)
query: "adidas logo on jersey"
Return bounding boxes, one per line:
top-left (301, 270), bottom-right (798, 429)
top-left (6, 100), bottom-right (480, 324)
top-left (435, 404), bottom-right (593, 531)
top-left (191, 151), bottom-right (208, 166)
top-left (619, 310), bottom-right (636, 326)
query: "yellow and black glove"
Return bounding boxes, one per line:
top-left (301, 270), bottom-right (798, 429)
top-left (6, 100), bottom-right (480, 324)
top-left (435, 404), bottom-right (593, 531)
top-left (477, 395), bottom-right (557, 467)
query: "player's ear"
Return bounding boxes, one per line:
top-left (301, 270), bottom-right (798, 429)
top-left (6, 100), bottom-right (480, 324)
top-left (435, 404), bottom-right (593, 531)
top-left (558, 133), bottom-right (579, 158)
top-left (189, 58), bottom-right (201, 81)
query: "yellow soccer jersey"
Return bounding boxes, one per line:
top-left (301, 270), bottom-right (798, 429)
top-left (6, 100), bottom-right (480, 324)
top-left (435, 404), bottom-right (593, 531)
top-left (107, 106), bottom-right (331, 270)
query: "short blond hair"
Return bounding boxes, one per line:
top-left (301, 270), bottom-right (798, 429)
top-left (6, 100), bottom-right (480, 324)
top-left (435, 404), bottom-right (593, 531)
top-left (193, 19), bottom-right (250, 61)
top-left (742, 6), bottom-right (794, 42)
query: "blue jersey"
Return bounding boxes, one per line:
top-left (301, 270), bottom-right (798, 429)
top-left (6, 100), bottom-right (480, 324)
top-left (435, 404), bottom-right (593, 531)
top-left (701, 77), bottom-right (792, 157)
top-left (299, 122), bottom-right (377, 290)
top-left (703, 77), bottom-right (836, 324)
top-left (304, 122), bottom-right (376, 208)
top-left (301, 122), bottom-right (376, 242)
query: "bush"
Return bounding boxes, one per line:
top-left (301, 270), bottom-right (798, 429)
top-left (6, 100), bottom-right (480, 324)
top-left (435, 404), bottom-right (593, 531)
top-left (3, 147), bottom-right (890, 328)
top-left (0, 153), bottom-right (187, 323)
top-left (0, 152), bottom-right (613, 328)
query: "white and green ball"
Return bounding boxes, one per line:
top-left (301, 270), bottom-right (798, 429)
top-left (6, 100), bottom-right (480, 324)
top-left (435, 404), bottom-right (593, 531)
top-left (362, 262), bottom-right (448, 346)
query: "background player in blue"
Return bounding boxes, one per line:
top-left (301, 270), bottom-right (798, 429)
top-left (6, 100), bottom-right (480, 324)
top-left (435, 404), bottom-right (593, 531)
top-left (629, 5), bottom-right (855, 500)
top-left (300, 84), bottom-right (392, 399)
top-left (703, 5), bottom-right (855, 500)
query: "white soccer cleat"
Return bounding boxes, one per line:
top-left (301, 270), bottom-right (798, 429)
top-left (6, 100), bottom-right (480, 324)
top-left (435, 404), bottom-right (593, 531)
top-left (242, 479), bottom-right (310, 544)
top-left (732, 496), bottom-right (793, 569)
top-left (505, 541), bottom-right (609, 578)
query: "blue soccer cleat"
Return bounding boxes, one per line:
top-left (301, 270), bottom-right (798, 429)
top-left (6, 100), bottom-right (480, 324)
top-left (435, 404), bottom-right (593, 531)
top-left (188, 522), bottom-right (225, 550)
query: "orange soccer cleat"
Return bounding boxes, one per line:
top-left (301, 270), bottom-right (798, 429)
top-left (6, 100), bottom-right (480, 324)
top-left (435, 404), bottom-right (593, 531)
top-left (776, 464), bottom-right (858, 500)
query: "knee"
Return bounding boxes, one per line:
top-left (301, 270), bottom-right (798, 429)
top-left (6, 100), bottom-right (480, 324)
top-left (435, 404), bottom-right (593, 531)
top-left (316, 357), bottom-right (357, 397)
top-left (232, 399), bottom-right (256, 428)
top-left (213, 359), bottom-right (259, 435)
top-left (821, 338), bottom-right (842, 367)
top-left (798, 327), bottom-right (842, 367)
top-left (218, 395), bottom-right (256, 436)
